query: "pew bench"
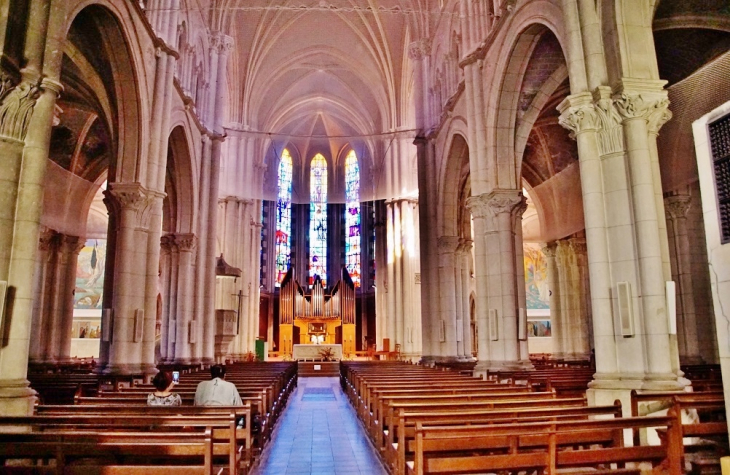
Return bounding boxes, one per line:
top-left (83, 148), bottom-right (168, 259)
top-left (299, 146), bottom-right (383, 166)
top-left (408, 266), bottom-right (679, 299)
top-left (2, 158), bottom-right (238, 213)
top-left (406, 416), bottom-right (684, 475)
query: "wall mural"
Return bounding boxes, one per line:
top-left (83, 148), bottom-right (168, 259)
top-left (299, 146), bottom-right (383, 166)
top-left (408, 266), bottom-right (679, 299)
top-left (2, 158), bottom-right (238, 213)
top-left (74, 238), bottom-right (106, 309)
top-left (523, 243), bottom-right (549, 310)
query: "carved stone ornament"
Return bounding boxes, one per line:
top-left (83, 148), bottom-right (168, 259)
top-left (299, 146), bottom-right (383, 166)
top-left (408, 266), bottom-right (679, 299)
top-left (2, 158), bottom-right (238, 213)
top-left (0, 80), bottom-right (41, 142)
top-left (614, 92), bottom-right (672, 134)
top-left (541, 242), bottom-right (557, 259)
top-left (210, 32), bottom-right (234, 55)
top-left (0, 71), bottom-right (16, 103)
top-left (408, 38), bottom-right (432, 61)
top-left (61, 235), bottom-right (86, 255)
top-left (174, 233), bottom-right (197, 251)
top-left (558, 103), bottom-right (599, 139)
top-left (664, 194), bottom-right (692, 220)
top-left (160, 234), bottom-right (175, 252)
top-left (38, 229), bottom-right (59, 252)
top-left (569, 237), bottom-right (587, 255)
top-left (457, 239), bottom-right (473, 255)
top-left (593, 97), bottom-right (625, 155)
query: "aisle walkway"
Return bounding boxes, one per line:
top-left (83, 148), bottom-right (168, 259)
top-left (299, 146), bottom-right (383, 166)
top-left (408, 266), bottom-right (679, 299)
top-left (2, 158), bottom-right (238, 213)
top-left (251, 377), bottom-right (388, 475)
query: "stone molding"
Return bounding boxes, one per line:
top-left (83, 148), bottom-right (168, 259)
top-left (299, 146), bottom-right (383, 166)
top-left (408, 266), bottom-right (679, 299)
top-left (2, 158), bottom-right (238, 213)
top-left (664, 194), bottom-right (692, 220)
top-left (160, 234), bottom-right (175, 253)
top-left (0, 71), bottom-right (16, 103)
top-left (384, 197), bottom-right (419, 207)
top-left (0, 80), bottom-right (41, 142)
top-left (408, 38), bottom-right (432, 60)
top-left (457, 239), bottom-right (473, 255)
top-left (38, 229), bottom-right (60, 252)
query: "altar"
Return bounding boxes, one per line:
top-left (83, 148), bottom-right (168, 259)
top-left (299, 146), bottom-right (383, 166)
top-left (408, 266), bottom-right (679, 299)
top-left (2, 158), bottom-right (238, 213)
top-left (292, 344), bottom-right (342, 361)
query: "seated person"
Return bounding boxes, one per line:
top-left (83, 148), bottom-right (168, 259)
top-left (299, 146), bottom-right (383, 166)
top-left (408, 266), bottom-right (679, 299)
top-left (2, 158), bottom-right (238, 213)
top-left (194, 364), bottom-right (243, 406)
top-left (147, 371), bottom-right (182, 406)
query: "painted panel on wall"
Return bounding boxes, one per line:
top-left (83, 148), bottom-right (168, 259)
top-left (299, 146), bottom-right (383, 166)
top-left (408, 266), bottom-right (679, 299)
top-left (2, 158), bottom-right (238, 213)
top-left (523, 243), bottom-right (549, 311)
top-left (74, 238), bottom-right (106, 309)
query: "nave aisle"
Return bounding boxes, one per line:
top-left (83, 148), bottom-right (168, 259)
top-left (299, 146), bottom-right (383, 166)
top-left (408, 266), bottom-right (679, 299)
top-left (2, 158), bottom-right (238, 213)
top-left (252, 377), bottom-right (387, 475)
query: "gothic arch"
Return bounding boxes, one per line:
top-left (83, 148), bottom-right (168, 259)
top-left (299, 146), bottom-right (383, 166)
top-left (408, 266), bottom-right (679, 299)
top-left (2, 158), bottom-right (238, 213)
top-left (439, 132), bottom-right (469, 238)
top-left (60, 2), bottom-right (146, 184)
top-left (165, 126), bottom-right (196, 234)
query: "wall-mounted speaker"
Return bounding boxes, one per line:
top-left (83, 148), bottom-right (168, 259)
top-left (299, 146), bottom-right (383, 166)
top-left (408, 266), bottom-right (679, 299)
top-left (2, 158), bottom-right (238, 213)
top-left (489, 309), bottom-right (499, 341)
top-left (189, 320), bottom-right (197, 343)
top-left (456, 318), bottom-right (463, 342)
top-left (133, 309), bottom-right (144, 342)
top-left (518, 308), bottom-right (527, 341)
top-left (101, 309), bottom-right (112, 342)
top-left (666, 281), bottom-right (677, 335)
top-left (617, 282), bottom-right (634, 337)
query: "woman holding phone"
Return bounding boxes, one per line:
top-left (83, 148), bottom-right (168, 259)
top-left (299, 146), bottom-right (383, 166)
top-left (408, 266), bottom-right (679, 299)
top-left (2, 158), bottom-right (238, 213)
top-left (147, 371), bottom-right (182, 406)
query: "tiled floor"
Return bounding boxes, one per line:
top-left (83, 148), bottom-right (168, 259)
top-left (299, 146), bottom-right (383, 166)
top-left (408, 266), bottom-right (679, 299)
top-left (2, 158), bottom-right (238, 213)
top-left (251, 377), bottom-right (388, 475)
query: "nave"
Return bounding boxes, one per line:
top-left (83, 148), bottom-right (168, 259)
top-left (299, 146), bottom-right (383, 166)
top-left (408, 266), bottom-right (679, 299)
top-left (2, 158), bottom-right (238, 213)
top-left (252, 377), bottom-right (387, 475)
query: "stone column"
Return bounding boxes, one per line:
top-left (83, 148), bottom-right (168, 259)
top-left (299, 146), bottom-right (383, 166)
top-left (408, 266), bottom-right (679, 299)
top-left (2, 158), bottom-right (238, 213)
top-left (437, 236), bottom-right (460, 360)
top-left (0, 38), bottom-right (62, 417)
top-left (102, 183), bottom-right (152, 374)
top-left (570, 237), bottom-right (592, 360)
top-left (467, 190), bottom-right (524, 371)
top-left (513, 197), bottom-right (531, 366)
top-left (56, 235), bottom-right (84, 363)
top-left (453, 241), bottom-right (465, 359)
top-left (29, 229), bottom-right (56, 363)
top-left (542, 242), bottom-right (562, 358)
top-left (457, 239), bottom-right (474, 359)
top-left (159, 235), bottom-right (174, 363)
top-left (174, 233), bottom-right (197, 364)
top-left (665, 194), bottom-right (702, 364)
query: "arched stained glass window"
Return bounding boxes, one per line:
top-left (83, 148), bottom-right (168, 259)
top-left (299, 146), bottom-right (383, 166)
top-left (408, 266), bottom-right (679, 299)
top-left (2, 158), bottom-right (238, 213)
top-left (275, 149), bottom-right (293, 287)
top-left (309, 154), bottom-right (328, 285)
top-left (345, 150), bottom-right (361, 287)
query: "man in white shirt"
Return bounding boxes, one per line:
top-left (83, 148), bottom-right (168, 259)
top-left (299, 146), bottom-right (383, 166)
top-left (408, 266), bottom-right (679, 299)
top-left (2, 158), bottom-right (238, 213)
top-left (194, 364), bottom-right (243, 406)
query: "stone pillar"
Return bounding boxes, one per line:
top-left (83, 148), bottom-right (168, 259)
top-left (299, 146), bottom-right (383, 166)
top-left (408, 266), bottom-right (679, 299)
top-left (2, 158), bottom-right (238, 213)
top-left (56, 235), bottom-right (84, 363)
top-left (173, 233), bottom-right (197, 364)
top-left (29, 229), bottom-right (56, 364)
top-left (457, 239), bottom-right (474, 360)
top-left (542, 242), bottom-right (562, 358)
top-left (437, 236), bottom-right (460, 360)
top-left (570, 237), bottom-right (592, 359)
top-left (665, 194), bottom-right (702, 364)
top-left (467, 190), bottom-right (525, 372)
top-left (102, 183), bottom-right (152, 374)
top-left (559, 85), bottom-right (683, 409)
top-left (0, 19), bottom-right (62, 415)
top-left (454, 241), bottom-right (465, 359)
top-left (159, 235), bottom-right (174, 363)
top-left (513, 197), bottom-right (531, 366)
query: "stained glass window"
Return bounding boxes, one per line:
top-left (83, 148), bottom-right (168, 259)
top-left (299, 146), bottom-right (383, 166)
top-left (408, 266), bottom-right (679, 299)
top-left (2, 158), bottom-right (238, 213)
top-left (345, 150), bottom-right (361, 287)
top-left (309, 154), bottom-right (328, 285)
top-left (275, 149), bottom-right (293, 286)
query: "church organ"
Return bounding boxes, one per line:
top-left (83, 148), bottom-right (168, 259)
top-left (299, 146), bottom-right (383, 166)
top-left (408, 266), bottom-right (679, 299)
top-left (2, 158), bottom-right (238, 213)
top-left (278, 267), bottom-right (357, 357)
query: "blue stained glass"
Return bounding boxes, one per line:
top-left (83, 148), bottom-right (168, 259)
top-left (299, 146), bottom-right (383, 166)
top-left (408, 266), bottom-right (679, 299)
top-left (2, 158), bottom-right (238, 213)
top-left (275, 149), bottom-right (293, 286)
top-left (344, 150), bottom-right (361, 287)
top-left (309, 154), bottom-right (328, 285)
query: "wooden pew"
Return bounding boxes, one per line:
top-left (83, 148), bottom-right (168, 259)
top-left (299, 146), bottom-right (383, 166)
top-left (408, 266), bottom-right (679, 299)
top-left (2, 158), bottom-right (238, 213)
top-left (0, 430), bottom-right (217, 475)
top-left (34, 404), bottom-right (254, 471)
top-left (386, 401), bottom-right (624, 475)
top-left (407, 416), bottom-right (684, 475)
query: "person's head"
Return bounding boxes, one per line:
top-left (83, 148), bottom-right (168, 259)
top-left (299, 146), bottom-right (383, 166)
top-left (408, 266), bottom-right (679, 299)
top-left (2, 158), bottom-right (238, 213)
top-left (210, 364), bottom-right (226, 380)
top-left (152, 371), bottom-right (173, 391)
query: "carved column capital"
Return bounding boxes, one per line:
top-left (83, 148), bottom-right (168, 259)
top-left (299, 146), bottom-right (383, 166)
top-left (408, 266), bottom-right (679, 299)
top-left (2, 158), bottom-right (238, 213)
top-left (558, 92), bottom-right (600, 138)
top-left (613, 91), bottom-right (672, 135)
top-left (437, 235), bottom-right (460, 255)
top-left (0, 80), bottom-right (42, 142)
top-left (457, 239), bottom-right (473, 255)
top-left (664, 194), bottom-right (692, 220)
top-left (60, 235), bottom-right (85, 255)
top-left (38, 229), bottom-right (59, 252)
top-left (105, 183), bottom-right (149, 212)
top-left (408, 38), bottom-right (432, 60)
top-left (160, 234), bottom-right (175, 253)
top-left (210, 32), bottom-right (234, 55)
top-left (541, 242), bottom-right (557, 259)
top-left (174, 233), bottom-right (197, 251)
